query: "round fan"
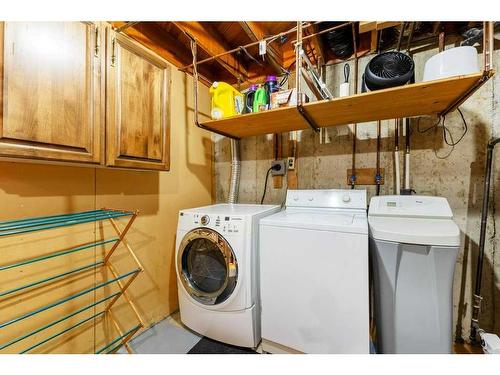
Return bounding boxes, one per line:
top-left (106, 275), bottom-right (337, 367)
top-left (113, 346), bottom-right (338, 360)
top-left (364, 52), bottom-right (415, 91)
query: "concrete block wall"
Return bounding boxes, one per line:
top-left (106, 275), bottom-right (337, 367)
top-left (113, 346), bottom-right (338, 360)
top-left (213, 47), bottom-right (499, 342)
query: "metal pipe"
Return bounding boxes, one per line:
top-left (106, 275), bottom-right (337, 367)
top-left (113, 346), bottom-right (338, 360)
top-left (179, 22), bottom-right (322, 71)
top-left (114, 22), bottom-right (140, 34)
top-left (396, 22), bottom-right (406, 52)
top-left (376, 120), bottom-right (382, 195)
top-left (406, 22), bottom-right (415, 54)
top-left (227, 139), bottom-right (241, 204)
top-left (0, 269), bottom-right (140, 330)
top-left (483, 21), bottom-right (494, 72)
top-left (0, 209), bottom-right (103, 228)
top-left (470, 137), bottom-right (500, 343)
top-left (395, 119), bottom-right (401, 194)
top-left (296, 21), bottom-right (303, 105)
top-left (96, 324), bottom-right (142, 354)
top-left (350, 23), bottom-right (358, 189)
top-left (0, 292), bottom-right (120, 351)
top-left (0, 211), bottom-right (132, 238)
top-left (404, 118), bottom-right (411, 192)
top-left (0, 238), bottom-right (118, 272)
top-left (0, 261), bottom-right (104, 298)
top-left (0, 210), bottom-right (131, 231)
top-left (20, 311), bottom-right (106, 354)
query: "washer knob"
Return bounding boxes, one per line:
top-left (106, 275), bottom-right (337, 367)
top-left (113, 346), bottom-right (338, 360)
top-left (342, 195), bottom-right (351, 203)
top-left (200, 215), bottom-right (210, 225)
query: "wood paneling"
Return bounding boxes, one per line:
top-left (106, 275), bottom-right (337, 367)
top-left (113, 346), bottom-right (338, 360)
top-left (106, 29), bottom-right (171, 171)
top-left (0, 22), bottom-right (104, 163)
top-left (0, 67), bottom-right (213, 354)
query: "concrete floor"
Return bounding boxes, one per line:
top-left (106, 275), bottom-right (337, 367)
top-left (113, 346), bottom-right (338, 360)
top-left (118, 312), bottom-right (482, 354)
top-left (118, 311), bottom-right (202, 354)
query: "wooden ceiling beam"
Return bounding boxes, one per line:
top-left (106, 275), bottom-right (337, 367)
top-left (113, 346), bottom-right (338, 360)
top-left (238, 22), bottom-right (284, 75)
top-left (172, 21), bottom-right (248, 82)
top-left (110, 22), bottom-right (213, 86)
top-left (304, 24), bottom-right (325, 67)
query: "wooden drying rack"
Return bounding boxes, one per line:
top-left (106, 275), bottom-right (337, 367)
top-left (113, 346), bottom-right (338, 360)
top-left (0, 209), bottom-right (144, 354)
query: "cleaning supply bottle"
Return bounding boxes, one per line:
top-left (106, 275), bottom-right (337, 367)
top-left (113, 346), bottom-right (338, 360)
top-left (252, 85), bottom-right (268, 113)
top-left (209, 81), bottom-right (244, 120)
top-left (264, 75), bottom-right (280, 108)
top-left (244, 84), bottom-right (258, 113)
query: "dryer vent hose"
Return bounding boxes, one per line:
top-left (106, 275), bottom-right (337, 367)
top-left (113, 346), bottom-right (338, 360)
top-left (228, 139), bottom-right (241, 204)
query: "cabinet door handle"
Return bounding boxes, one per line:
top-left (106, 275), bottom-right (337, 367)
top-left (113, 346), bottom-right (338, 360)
top-left (111, 37), bottom-right (117, 67)
top-left (94, 26), bottom-right (100, 57)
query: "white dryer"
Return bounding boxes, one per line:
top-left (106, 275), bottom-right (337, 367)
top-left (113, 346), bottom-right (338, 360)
top-left (176, 204), bottom-right (280, 348)
top-left (259, 189), bottom-right (369, 354)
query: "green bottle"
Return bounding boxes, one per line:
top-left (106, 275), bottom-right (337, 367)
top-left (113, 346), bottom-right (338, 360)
top-left (252, 86), bottom-right (268, 113)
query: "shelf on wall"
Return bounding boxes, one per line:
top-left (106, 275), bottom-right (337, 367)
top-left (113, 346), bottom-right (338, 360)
top-left (200, 72), bottom-right (490, 139)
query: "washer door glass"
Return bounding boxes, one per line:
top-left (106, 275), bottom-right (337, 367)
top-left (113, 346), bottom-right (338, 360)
top-left (178, 228), bottom-right (238, 305)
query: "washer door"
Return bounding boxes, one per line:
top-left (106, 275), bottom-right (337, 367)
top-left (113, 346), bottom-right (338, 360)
top-left (177, 228), bottom-right (238, 306)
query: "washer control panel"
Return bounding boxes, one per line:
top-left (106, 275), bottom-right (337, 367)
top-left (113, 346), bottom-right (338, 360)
top-left (286, 189), bottom-right (366, 209)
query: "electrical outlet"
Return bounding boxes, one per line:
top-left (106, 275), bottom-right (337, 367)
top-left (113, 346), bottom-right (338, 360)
top-left (287, 157), bottom-right (295, 170)
top-left (271, 160), bottom-right (286, 176)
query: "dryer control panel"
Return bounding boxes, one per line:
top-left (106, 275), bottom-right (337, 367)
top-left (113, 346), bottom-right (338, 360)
top-left (179, 212), bottom-right (245, 234)
top-left (286, 189), bottom-right (366, 210)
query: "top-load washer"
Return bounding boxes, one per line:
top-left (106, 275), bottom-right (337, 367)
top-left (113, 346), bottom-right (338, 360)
top-left (259, 189), bottom-right (369, 354)
top-left (176, 203), bottom-right (280, 348)
top-left (368, 195), bottom-right (460, 353)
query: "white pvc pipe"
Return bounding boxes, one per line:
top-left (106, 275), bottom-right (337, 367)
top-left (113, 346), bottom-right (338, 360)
top-left (395, 151), bottom-right (401, 194)
top-left (405, 152), bottom-right (410, 190)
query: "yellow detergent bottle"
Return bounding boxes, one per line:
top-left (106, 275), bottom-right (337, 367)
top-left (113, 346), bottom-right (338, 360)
top-left (209, 82), bottom-right (244, 120)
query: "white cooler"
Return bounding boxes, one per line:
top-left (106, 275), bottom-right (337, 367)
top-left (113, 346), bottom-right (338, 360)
top-left (368, 195), bottom-right (460, 354)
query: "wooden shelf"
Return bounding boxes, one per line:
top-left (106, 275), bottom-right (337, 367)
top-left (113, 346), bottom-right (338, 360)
top-left (200, 72), bottom-right (490, 139)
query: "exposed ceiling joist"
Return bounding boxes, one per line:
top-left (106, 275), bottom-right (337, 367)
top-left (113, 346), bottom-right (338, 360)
top-left (304, 24), bottom-right (325, 66)
top-left (238, 22), bottom-right (285, 75)
top-left (112, 22), bottom-right (190, 67)
top-left (173, 21), bottom-right (249, 82)
top-left (111, 21), bottom-right (213, 86)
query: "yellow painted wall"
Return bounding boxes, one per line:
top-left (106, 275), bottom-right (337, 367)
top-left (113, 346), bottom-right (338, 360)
top-left (0, 69), bottom-right (213, 353)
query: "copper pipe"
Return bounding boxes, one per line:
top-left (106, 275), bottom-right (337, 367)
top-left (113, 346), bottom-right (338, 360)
top-left (406, 22), bottom-right (415, 54)
top-left (376, 120), bottom-right (382, 195)
top-left (483, 21), bottom-right (494, 72)
top-left (114, 21), bottom-right (140, 33)
top-left (181, 21), bottom-right (321, 71)
top-left (350, 22), bottom-right (358, 189)
top-left (396, 22), bottom-right (406, 51)
top-left (296, 21), bottom-right (303, 105)
top-left (290, 22), bottom-right (353, 43)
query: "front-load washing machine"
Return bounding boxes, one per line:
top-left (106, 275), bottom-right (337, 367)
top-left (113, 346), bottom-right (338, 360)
top-left (259, 189), bottom-right (369, 353)
top-left (176, 204), bottom-right (280, 348)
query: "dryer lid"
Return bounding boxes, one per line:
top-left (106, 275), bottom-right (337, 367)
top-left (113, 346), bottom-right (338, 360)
top-left (260, 209), bottom-right (368, 234)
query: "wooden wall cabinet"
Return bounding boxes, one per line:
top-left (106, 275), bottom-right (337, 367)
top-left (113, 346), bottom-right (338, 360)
top-left (0, 22), bottom-right (171, 171)
top-left (106, 30), bottom-right (171, 171)
top-left (0, 22), bottom-right (105, 164)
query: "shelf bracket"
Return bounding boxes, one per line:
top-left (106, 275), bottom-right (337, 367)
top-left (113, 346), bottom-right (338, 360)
top-left (440, 71), bottom-right (493, 117)
top-left (441, 21), bottom-right (495, 117)
top-left (297, 105), bottom-right (320, 133)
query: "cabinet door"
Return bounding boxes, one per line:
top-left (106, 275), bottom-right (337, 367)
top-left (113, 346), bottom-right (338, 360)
top-left (0, 22), bottom-right (104, 163)
top-left (106, 30), bottom-right (170, 171)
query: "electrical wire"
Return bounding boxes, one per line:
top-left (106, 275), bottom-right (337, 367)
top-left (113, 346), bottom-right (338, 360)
top-left (260, 167), bottom-right (274, 204)
top-left (443, 107), bottom-right (468, 146)
top-left (416, 115), bottom-right (442, 133)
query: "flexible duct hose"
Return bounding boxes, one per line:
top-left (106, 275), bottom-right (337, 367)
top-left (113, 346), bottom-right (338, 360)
top-left (227, 139), bottom-right (241, 204)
